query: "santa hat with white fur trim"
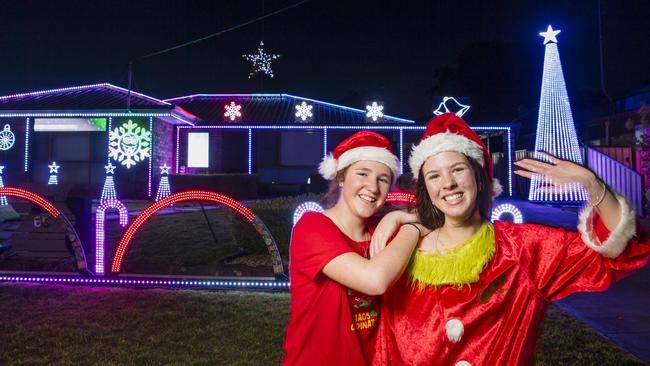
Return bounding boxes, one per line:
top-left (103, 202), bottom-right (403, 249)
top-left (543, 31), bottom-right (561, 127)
top-left (409, 113), bottom-right (502, 196)
top-left (319, 130), bottom-right (399, 181)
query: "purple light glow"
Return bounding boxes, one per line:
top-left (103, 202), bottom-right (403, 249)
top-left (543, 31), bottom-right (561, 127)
top-left (0, 275), bottom-right (289, 289)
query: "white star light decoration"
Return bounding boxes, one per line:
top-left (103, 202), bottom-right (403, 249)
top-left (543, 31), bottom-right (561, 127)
top-left (295, 101), bottom-right (313, 122)
top-left (366, 102), bottom-right (384, 122)
top-left (0, 165), bottom-right (4, 174)
top-left (243, 41), bottom-right (281, 79)
top-left (104, 162), bottom-right (116, 175)
top-left (224, 101), bottom-right (243, 121)
top-left (160, 163), bottom-right (171, 175)
top-left (539, 25), bottom-right (561, 44)
top-left (48, 161), bottom-right (60, 174)
top-left (433, 96), bottom-right (471, 117)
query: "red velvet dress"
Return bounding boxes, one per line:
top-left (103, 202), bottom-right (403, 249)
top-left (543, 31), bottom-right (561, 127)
top-left (374, 200), bottom-right (650, 366)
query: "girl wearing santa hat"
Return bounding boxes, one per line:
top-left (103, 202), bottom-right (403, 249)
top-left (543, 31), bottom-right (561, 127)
top-left (371, 113), bottom-right (650, 365)
top-left (283, 130), bottom-right (427, 366)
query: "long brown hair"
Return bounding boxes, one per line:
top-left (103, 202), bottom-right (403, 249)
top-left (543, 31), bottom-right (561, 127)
top-left (416, 154), bottom-right (492, 230)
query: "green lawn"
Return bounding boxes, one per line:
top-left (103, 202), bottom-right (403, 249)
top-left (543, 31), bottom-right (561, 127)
top-left (0, 283), bottom-right (644, 365)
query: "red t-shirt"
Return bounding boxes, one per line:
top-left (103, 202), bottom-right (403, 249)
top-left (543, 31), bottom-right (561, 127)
top-left (283, 212), bottom-right (380, 366)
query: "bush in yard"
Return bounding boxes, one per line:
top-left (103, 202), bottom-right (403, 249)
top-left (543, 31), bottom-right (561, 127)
top-left (232, 194), bottom-right (323, 258)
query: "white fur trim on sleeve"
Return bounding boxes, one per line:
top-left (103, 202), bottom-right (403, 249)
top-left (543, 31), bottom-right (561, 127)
top-left (408, 131), bottom-right (484, 177)
top-left (577, 192), bottom-right (636, 258)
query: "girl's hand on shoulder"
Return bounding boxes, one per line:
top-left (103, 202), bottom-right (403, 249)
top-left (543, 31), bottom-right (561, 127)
top-left (370, 210), bottom-right (418, 257)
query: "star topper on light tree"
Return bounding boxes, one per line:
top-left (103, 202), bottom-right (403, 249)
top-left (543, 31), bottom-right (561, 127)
top-left (529, 25), bottom-right (588, 203)
top-left (155, 163), bottom-right (172, 201)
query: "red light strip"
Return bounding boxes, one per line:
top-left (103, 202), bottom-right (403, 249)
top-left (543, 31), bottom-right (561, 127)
top-left (0, 187), bottom-right (60, 217)
top-left (386, 192), bottom-right (416, 204)
top-left (111, 190), bottom-right (258, 273)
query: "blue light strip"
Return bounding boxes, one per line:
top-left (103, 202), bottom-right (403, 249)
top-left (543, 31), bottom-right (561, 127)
top-left (0, 112), bottom-right (176, 118)
top-left (179, 125), bottom-right (513, 196)
top-left (399, 129), bottom-right (404, 174)
top-left (175, 126), bottom-right (181, 173)
top-left (24, 118), bottom-right (30, 172)
top-left (148, 117), bottom-right (153, 197)
top-left (323, 128), bottom-right (328, 158)
top-left (162, 93), bottom-right (415, 124)
top-left (0, 83), bottom-right (170, 106)
top-left (248, 128), bottom-right (252, 175)
top-left (107, 117), bottom-right (113, 169)
top-left (0, 275), bottom-right (290, 290)
top-left (282, 94), bottom-right (414, 124)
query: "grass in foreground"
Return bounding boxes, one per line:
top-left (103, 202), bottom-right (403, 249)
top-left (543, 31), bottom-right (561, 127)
top-left (0, 283), bottom-right (644, 366)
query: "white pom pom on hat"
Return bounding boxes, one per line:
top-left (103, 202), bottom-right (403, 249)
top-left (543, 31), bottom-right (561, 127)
top-left (318, 130), bottom-right (399, 181)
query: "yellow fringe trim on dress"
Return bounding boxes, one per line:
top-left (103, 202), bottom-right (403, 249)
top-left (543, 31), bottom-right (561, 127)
top-left (408, 222), bottom-right (495, 290)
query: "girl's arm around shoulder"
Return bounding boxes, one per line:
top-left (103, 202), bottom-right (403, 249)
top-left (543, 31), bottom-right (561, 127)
top-left (322, 223), bottom-right (424, 296)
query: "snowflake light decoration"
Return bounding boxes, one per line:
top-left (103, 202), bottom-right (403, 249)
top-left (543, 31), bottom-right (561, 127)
top-left (224, 101), bottom-right (243, 121)
top-left (366, 101), bottom-right (384, 122)
top-left (295, 101), bottom-right (313, 122)
top-left (433, 96), bottom-right (470, 117)
top-left (108, 120), bottom-right (151, 169)
top-left (243, 41), bottom-right (281, 79)
top-left (0, 124), bottom-right (15, 151)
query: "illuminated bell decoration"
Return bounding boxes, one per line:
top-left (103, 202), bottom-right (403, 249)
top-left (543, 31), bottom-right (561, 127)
top-left (0, 124), bottom-right (15, 151)
top-left (224, 101), bottom-right (243, 122)
top-left (491, 203), bottom-right (523, 223)
top-left (108, 120), bottom-right (151, 169)
top-left (366, 102), bottom-right (384, 122)
top-left (433, 97), bottom-right (470, 118)
top-left (529, 25), bottom-right (587, 202)
top-left (243, 41), bottom-right (281, 79)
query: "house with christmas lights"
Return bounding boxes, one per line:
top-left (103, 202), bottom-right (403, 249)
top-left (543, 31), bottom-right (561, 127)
top-left (0, 83), bottom-right (518, 200)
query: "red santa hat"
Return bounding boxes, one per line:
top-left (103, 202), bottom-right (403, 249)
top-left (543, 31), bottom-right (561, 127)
top-left (409, 113), bottom-right (502, 196)
top-left (319, 130), bottom-right (399, 180)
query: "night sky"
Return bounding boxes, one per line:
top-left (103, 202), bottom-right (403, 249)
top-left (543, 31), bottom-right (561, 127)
top-left (1, 0), bottom-right (649, 128)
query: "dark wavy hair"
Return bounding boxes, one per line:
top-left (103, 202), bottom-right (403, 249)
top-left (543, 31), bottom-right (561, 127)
top-left (415, 154), bottom-right (492, 230)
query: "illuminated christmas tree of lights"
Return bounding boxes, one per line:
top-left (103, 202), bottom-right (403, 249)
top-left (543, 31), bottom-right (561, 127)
top-left (529, 25), bottom-right (588, 203)
top-left (155, 164), bottom-right (172, 201)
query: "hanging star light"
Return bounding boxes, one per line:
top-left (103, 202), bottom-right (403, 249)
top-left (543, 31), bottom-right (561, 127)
top-left (539, 25), bottom-right (561, 44)
top-left (243, 41), bottom-right (281, 79)
top-left (366, 101), bottom-right (384, 122)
